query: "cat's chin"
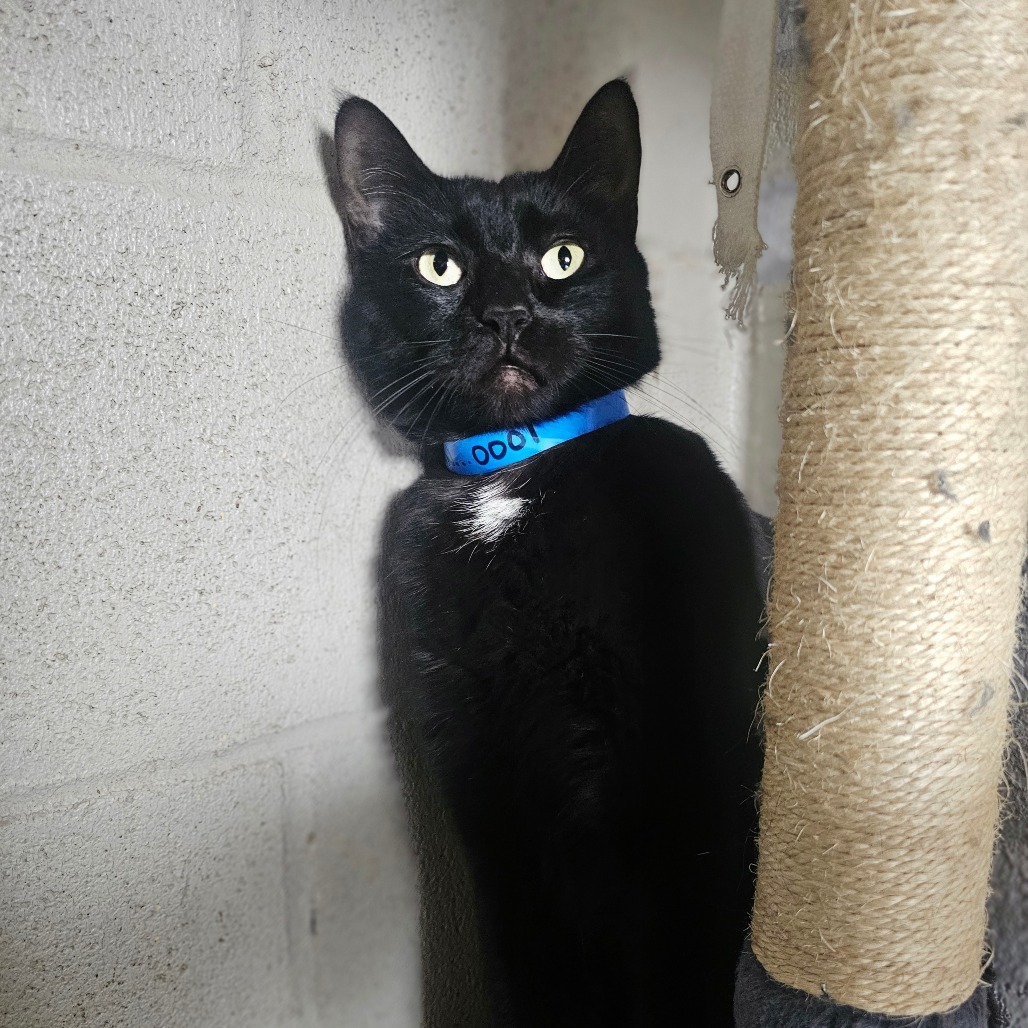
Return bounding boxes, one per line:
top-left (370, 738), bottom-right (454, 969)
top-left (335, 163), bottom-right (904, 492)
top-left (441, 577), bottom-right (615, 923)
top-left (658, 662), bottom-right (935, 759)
top-left (470, 371), bottom-right (554, 432)
top-left (492, 363), bottom-right (539, 393)
top-left (481, 363), bottom-right (546, 426)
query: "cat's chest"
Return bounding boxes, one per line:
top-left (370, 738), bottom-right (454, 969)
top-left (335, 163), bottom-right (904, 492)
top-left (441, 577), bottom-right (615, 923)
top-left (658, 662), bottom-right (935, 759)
top-left (450, 475), bottom-right (534, 547)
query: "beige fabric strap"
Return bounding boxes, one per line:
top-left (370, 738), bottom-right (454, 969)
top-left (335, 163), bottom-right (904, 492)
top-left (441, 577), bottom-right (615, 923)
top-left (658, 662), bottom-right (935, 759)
top-left (709, 0), bottom-right (778, 323)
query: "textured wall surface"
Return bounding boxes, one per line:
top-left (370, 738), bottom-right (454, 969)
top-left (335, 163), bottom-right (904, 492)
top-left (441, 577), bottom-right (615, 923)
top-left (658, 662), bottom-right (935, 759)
top-left (0, 1), bottom-right (769, 1025)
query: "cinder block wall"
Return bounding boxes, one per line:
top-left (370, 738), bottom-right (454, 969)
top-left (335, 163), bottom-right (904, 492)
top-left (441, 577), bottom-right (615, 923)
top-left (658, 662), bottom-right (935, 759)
top-left (1, 1), bottom-right (772, 1025)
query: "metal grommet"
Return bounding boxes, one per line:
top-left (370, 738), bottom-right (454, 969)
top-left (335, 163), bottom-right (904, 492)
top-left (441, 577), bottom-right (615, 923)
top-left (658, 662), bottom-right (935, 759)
top-left (719, 167), bottom-right (742, 196)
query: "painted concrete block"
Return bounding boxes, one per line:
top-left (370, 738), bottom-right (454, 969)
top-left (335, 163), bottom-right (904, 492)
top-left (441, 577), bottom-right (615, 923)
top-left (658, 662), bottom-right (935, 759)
top-left (0, 761), bottom-right (294, 1028)
top-left (1, 169), bottom-right (416, 795)
top-left (243, 0), bottom-right (506, 184)
top-left (0, 0), bottom-right (246, 162)
top-left (279, 713), bottom-right (420, 1027)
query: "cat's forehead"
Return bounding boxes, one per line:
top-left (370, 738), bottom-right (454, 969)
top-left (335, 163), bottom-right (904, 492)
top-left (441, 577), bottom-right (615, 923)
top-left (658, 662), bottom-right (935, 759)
top-left (440, 173), bottom-right (578, 253)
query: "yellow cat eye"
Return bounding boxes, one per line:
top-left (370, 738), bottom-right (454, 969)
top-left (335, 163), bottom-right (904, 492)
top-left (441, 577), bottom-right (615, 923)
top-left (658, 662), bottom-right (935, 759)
top-left (541, 242), bottom-right (585, 280)
top-left (417, 250), bottom-right (463, 287)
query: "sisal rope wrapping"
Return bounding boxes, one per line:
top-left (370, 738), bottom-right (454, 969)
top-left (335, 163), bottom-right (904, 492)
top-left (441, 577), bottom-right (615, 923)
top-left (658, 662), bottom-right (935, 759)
top-left (750, 0), bottom-right (1028, 1015)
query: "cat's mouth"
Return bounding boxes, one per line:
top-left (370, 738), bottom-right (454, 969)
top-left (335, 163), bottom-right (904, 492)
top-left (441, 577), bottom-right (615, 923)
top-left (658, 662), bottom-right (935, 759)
top-left (489, 360), bottom-right (540, 393)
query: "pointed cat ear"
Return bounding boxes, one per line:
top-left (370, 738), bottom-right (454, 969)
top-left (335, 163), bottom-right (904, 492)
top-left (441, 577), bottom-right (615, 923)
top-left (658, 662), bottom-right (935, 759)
top-left (334, 96), bottom-right (431, 248)
top-left (548, 80), bottom-right (641, 234)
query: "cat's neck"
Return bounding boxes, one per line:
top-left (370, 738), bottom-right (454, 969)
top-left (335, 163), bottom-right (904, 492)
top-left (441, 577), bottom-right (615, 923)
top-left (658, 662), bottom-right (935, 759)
top-left (443, 391), bottom-right (630, 477)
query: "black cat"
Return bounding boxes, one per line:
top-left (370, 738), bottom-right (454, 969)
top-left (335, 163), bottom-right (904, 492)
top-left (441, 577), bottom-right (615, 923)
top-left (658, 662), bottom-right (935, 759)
top-left (334, 80), bottom-right (766, 1027)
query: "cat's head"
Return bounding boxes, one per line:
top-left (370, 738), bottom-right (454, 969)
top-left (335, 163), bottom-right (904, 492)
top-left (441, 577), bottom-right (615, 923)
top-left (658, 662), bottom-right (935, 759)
top-left (334, 80), bottom-right (659, 443)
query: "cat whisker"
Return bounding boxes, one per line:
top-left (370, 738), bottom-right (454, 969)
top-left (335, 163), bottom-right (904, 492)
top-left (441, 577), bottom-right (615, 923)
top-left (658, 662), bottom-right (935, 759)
top-left (261, 314), bottom-right (339, 342)
top-left (402, 337), bottom-right (456, 348)
top-left (405, 381), bottom-right (447, 443)
top-left (580, 358), bottom-right (737, 455)
top-left (635, 377), bottom-right (739, 454)
top-left (417, 377), bottom-right (459, 447)
top-left (371, 370), bottom-right (439, 419)
top-left (365, 351), bottom-right (449, 409)
top-left (278, 361), bottom-right (351, 407)
top-left (586, 328), bottom-right (719, 355)
top-left (369, 358), bottom-right (439, 391)
top-left (273, 332), bottom-right (450, 412)
top-left (387, 379), bottom-right (438, 428)
top-left (313, 404), bottom-right (373, 475)
top-left (664, 336), bottom-right (729, 357)
top-left (631, 386), bottom-right (741, 462)
top-left (368, 356), bottom-right (444, 399)
top-left (587, 346), bottom-right (736, 445)
top-left (576, 367), bottom-right (628, 404)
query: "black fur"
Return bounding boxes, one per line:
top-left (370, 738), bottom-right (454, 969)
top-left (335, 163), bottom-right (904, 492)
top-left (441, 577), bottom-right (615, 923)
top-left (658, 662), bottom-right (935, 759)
top-left (335, 81), bottom-right (766, 1026)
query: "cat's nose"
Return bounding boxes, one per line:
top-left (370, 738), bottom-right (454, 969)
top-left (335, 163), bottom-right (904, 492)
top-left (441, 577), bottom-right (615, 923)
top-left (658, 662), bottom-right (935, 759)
top-left (481, 305), bottom-right (530, 343)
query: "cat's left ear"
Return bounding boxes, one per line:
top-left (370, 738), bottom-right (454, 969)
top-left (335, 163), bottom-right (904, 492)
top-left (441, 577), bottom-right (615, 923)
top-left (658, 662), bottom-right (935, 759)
top-left (548, 79), bottom-right (641, 235)
top-left (334, 95), bottom-right (432, 249)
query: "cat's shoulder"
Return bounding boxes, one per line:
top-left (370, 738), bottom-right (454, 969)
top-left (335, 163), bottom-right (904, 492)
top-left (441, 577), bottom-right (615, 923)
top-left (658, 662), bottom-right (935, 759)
top-left (599, 414), bottom-right (734, 489)
top-left (595, 414), bottom-right (755, 538)
top-left (604, 416), bottom-right (767, 591)
top-left (616, 412), bottom-right (718, 457)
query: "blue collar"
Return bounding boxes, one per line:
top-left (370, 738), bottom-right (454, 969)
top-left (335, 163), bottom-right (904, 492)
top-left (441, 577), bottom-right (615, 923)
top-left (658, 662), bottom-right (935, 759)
top-left (443, 391), bottom-right (630, 475)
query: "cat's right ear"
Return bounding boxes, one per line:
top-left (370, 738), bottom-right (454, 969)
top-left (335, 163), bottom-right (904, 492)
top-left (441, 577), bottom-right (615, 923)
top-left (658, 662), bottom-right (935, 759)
top-left (548, 80), bottom-right (641, 235)
top-left (334, 96), bottom-right (430, 249)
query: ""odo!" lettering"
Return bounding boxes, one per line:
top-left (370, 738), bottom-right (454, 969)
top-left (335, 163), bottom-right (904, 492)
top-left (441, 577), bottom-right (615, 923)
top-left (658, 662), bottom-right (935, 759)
top-left (471, 425), bottom-right (541, 467)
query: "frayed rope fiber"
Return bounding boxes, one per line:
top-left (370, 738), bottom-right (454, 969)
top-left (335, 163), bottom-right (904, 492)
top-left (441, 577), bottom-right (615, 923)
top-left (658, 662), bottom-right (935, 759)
top-left (750, 0), bottom-right (1028, 1017)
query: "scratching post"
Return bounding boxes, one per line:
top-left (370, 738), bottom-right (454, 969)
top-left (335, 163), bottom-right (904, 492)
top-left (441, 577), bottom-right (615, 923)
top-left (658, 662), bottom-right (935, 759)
top-left (749, 0), bottom-right (1028, 1017)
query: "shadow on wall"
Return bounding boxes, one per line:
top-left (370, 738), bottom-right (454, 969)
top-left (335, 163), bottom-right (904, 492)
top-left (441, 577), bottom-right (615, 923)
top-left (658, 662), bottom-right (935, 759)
top-left (319, 123), bottom-right (491, 1027)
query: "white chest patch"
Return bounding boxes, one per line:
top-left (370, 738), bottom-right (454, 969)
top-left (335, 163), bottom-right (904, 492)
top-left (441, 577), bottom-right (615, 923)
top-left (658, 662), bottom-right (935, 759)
top-left (456, 478), bottom-right (530, 546)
